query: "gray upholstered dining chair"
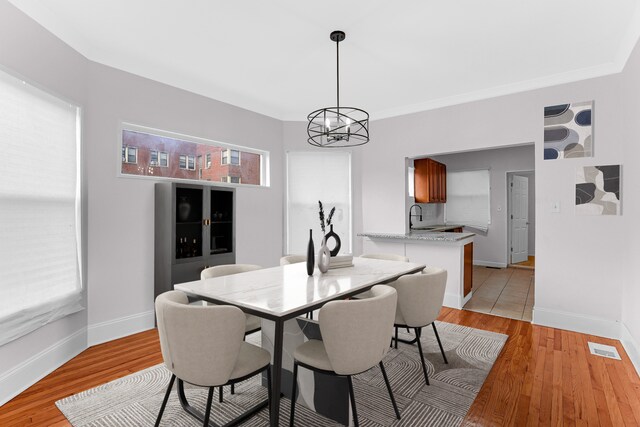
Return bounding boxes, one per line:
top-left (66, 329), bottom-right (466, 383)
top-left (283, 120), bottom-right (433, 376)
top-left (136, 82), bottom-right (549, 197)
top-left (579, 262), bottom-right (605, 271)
top-left (200, 264), bottom-right (263, 335)
top-left (360, 253), bottom-right (410, 262)
top-left (289, 285), bottom-right (401, 427)
top-left (391, 266), bottom-right (448, 386)
top-left (200, 264), bottom-right (263, 401)
top-left (154, 290), bottom-right (271, 427)
top-left (279, 255), bottom-right (306, 265)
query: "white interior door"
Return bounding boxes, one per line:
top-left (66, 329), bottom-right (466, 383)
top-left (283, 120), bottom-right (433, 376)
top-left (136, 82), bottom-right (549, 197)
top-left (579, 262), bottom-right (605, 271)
top-left (510, 175), bottom-right (529, 264)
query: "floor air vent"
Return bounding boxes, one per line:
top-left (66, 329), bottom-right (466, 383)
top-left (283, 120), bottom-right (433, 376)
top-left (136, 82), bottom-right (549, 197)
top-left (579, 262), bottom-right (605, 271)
top-left (587, 342), bottom-right (621, 360)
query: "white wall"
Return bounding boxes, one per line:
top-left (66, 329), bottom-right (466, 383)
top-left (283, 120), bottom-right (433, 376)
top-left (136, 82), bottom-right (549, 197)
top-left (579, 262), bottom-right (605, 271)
top-left (619, 33), bottom-right (640, 372)
top-left (428, 145), bottom-right (535, 267)
top-left (359, 47), bottom-right (636, 340)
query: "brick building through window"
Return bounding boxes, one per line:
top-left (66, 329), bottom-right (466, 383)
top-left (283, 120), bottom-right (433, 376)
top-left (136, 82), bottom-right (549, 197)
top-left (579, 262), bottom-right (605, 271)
top-left (121, 129), bottom-right (262, 185)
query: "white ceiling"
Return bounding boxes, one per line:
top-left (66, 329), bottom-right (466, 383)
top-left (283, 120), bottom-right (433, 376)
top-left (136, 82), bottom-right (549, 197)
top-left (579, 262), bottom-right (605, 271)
top-left (9, 0), bottom-right (640, 120)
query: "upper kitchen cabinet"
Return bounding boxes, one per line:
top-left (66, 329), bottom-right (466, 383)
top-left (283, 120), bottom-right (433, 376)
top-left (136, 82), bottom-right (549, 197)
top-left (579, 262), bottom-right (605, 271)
top-left (414, 158), bottom-right (447, 203)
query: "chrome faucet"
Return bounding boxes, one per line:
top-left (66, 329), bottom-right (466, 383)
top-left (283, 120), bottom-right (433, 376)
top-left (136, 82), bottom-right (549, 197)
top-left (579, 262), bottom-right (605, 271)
top-left (409, 204), bottom-right (423, 229)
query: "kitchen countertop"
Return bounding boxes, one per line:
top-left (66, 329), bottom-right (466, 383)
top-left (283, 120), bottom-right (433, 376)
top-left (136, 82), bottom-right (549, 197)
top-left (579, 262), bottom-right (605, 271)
top-left (359, 231), bottom-right (474, 242)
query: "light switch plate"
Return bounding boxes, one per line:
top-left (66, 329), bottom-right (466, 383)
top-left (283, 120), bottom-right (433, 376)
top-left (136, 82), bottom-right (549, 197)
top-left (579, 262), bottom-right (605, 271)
top-left (551, 201), bottom-right (561, 213)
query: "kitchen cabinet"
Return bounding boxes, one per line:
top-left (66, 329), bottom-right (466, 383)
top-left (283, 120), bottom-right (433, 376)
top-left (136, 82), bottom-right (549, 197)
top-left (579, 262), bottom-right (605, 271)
top-left (414, 158), bottom-right (446, 203)
top-left (154, 182), bottom-right (235, 299)
top-left (463, 242), bottom-right (473, 297)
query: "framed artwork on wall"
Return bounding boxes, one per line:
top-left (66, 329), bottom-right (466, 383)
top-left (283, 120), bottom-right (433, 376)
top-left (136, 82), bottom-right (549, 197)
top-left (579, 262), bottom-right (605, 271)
top-left (544, 101), bottom-right (593, 160)
top-left (575, 165), bottom-right (621, 215)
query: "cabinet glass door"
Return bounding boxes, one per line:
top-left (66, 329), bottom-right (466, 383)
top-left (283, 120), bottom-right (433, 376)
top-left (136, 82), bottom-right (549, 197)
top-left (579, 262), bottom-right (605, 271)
top-left (209, 189), bottom-right (233, 255)
top-left (175, 187), bottom-right (203, 259)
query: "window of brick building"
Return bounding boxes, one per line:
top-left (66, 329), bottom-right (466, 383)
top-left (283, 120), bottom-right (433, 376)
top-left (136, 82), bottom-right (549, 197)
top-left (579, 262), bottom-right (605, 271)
top-left (221, 149), bottom-right (240, 165)
top-left (159, 152), bottom-right (168, 167)
top-left (221, 176), bottom-right (241, 184)
top-left (150, 150), bottom-right (168, 167)
top-left (179, 155), bottom-right (195, 170)
top-left (123, 146), bottom-right (137, 164)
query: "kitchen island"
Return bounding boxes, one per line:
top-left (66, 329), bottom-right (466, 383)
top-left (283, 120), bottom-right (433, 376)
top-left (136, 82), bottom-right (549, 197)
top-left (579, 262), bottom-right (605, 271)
top-left (359, 231), bottom-right (474, 308)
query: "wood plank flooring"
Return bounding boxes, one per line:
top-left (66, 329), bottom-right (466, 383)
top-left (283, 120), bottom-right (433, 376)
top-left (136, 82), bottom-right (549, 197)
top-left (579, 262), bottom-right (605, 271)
top-left (1, 307), bottom-right (639, 426)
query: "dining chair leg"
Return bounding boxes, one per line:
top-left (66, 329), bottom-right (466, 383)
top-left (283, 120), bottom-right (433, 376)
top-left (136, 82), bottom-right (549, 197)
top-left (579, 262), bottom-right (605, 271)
top-left (394, 327), bottom-right (398, 349)
top-left (347, 375), bottom-right (360, 427)
top-left (432, 323), bottom-right (448, 364)
top-left (154, 374), bottom-right (176, 427)
top-left (203, 386), bottom-right (215, 427)
top-left (379, 362), bottom-right (401, 420)
top-left (219, 386), bottom-right (224, 403)
top-left (415, 327), bottom-right (430, 386)
top-left (231, 383), bottom-right (235, 394)
top-left (289, 362), bottom-right (299, 427)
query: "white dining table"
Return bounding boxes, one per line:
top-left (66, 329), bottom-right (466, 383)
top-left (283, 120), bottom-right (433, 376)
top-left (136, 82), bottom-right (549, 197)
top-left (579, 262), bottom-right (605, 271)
top-left (174, 257), bottom-right (425, 426)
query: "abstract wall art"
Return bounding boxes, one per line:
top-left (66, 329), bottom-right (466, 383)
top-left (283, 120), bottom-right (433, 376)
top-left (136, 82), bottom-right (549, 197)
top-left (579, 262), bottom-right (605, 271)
top-left (544, 101), bottom-right (593, 160)
top-left (576, 165), bottom-right (621, 215)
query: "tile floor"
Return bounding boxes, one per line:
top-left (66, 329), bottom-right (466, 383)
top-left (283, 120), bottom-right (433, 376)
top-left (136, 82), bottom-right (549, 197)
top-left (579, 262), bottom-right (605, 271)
top-left (463, 266), bottom-right (534, 321)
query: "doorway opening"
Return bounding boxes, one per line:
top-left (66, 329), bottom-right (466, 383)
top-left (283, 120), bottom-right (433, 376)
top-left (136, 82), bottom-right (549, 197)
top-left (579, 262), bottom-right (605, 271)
top-left (462, 168), bottom-right (536, 322)
top-left (507, 171), bottom-right (535, 269)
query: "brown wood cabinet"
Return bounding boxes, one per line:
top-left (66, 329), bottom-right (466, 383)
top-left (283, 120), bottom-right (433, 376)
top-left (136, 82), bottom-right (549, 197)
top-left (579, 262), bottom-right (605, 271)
top-left (414, 158), bottom-right (447, 203)
top-left (463, 242), bottom-right (473, 297)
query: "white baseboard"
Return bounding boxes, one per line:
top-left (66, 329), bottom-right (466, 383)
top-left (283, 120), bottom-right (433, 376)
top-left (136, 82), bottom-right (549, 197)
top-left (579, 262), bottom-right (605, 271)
top-left (532, 306), bottom-right (621, 339)
top-left (443, 292), bottom-right (462, 310)
top-left (621, 323), bottom-right (640, 376)
top-left (0, 328), bottom-right (87, 406)
top-left (88, 310), bottom-right (155, 346)
top-left (474, 260), bottom-right (508, 268)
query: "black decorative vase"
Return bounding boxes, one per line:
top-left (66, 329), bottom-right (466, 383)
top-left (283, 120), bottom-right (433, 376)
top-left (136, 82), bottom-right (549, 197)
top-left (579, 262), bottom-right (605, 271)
top-left (306, 229), bottom-right (315, 276)
top-left (324, 224), bottom-right (341, 257)
top-left (177, 196), bottom-right (191, 221)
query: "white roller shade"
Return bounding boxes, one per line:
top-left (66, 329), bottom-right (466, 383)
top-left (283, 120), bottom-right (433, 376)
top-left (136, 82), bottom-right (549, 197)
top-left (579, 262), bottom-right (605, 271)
top-left (0, 69), bottom-right (83, 345)
top-left (445, 170), bottom-right (490, 231)
top-left (286, 151), bottom-right (352, 255)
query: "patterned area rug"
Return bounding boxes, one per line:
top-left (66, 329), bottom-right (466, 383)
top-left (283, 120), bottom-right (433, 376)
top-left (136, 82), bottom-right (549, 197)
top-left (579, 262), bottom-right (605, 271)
top-left (56, 321), bottom-right (507, 426)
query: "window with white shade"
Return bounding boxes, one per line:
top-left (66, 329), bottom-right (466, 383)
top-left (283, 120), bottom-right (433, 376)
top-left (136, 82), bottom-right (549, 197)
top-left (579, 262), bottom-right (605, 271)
top-left (286, 151), bottom-right (352, 255)
top-left (0, 69), bottom-right (83, 345)
top-left (445, 169), bottom-right (491, 231)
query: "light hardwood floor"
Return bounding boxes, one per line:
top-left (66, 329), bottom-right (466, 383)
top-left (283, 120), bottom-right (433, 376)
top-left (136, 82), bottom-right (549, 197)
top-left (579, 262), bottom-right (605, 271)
top-left (1, 307), bottom-right (639, 426)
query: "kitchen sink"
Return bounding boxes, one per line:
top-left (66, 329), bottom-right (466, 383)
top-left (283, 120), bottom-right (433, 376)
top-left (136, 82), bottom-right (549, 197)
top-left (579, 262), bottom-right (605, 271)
top-left (411, 225), bottom-right (440, 231)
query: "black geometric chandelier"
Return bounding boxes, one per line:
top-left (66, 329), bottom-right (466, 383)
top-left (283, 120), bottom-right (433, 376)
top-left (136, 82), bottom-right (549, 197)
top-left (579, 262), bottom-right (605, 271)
top-left (307, 30), bottom-right (369, 148)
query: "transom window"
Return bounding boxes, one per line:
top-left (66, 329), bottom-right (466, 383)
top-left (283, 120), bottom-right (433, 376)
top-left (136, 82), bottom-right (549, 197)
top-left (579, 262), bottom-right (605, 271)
top-left (222, 149), bottom-right (240, 165)
top-left (120, 124), bottom-right (269, 186)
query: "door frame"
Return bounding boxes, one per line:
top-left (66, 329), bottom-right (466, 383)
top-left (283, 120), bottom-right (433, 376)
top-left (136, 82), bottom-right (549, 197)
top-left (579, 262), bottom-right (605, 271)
top-left (506, 170), bottom-right (534, 265)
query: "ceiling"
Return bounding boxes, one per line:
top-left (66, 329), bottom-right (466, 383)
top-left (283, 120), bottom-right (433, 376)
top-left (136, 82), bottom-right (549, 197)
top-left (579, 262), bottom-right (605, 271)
top-left (9, 0), bottom-right (640, 121)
